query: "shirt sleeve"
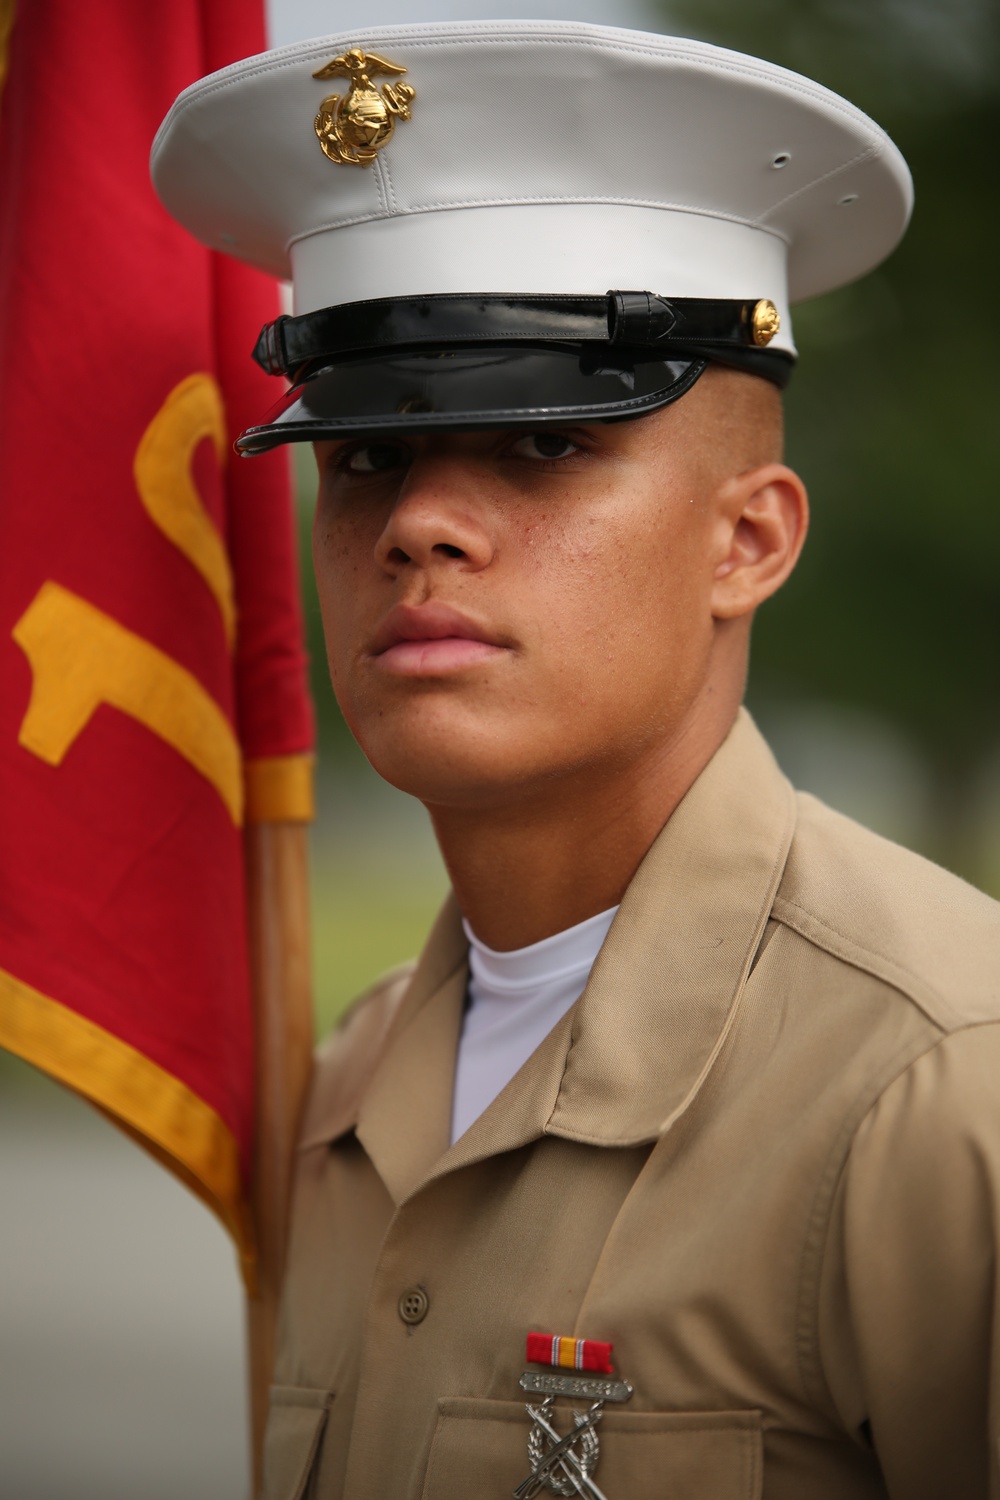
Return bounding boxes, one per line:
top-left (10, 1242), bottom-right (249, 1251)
top-left (818, 1022), bottom-right (1000, 1500)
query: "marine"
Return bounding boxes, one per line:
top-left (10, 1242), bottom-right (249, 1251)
top-left (153, 21), bottom-right (1000, 1497)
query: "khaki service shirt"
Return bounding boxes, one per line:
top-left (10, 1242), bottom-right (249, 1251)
top-left (265, 710), bottom-right (1000, 1500)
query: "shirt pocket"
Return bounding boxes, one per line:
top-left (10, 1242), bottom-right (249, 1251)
top-left (262, 1384), bottom-right (335, 1500)
top-left (421, 1397), bottom-right (762, 1499)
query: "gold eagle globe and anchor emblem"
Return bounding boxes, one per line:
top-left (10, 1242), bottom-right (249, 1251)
top-left (311, 47), bottom-right (416, 166)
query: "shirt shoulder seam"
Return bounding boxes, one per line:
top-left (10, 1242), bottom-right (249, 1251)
top-left (771, 893), bottom-right (962, 1030)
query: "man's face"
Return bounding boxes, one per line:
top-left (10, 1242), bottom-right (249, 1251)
top-left (312, 373), bottom-right (758, 811)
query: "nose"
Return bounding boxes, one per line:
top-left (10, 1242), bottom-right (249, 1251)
top-left (374, 455), bottom-right (496, 576)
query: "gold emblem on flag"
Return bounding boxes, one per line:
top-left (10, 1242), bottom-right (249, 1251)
top-left (311, 48), bottom-right (415, 167)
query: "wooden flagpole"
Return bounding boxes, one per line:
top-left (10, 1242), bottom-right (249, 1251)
top-left (244, 819), bottom-right (315, 1497)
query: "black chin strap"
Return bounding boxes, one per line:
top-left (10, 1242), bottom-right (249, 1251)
top-left (252, 291), bottom-right (791, 381)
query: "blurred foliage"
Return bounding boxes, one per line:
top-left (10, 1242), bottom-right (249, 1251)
top-left (310, 865), bottom-right (446, 1032)
top-left (661, 0), bottom-right (1000, 870)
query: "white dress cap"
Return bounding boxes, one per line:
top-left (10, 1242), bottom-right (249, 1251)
top-left (152, 21), bottom-right (912, 339)
top-left (150, 22), bottom-right (913, 449)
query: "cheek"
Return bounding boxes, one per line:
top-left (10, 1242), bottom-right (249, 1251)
top-left (534, 502), bottom-right (709, 681)
top-left (311, 509), bottom-right (376, 675)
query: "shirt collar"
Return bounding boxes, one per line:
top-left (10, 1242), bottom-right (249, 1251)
top-left (304, 709), bottom-right (797, 1205)
top-left (548, 708), bottom-right (796, 1147)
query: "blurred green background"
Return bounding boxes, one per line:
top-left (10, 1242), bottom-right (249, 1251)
top-left (304, 0), bottom-right (1000, 1036)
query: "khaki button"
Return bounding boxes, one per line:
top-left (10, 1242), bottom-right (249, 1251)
top-left (398, 1286), bottom-right (429, 1325)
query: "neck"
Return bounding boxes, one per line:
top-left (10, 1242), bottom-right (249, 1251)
top-left (425, 681), bottom-right (743, 951)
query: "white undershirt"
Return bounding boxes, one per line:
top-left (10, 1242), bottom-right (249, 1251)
top-left (449, 905), bottom-right (619, 1144)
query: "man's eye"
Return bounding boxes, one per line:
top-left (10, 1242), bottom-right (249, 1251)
top-left (341, 442), bottom-right (409, 474)
top-left (509, 432), bottom-right (580, 462)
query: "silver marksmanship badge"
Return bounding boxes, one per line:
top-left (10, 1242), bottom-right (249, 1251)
top-left (514, 1335), bottom-right (633, 1500)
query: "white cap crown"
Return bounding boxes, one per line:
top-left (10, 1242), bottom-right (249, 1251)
top-left (152, 20), bottom-right (913, 362)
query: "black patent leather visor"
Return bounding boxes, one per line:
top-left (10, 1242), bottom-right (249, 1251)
top-left (236, 344), bottom-right (714, 455)
top-left (237, 291), bottom-right (794, 453)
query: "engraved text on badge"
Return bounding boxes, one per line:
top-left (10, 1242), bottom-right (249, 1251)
top-left (520, 1372), bottom-right (634, 1404)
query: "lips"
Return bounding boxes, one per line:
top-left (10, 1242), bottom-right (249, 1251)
top-left (369, 602), bottom-right (511, 675)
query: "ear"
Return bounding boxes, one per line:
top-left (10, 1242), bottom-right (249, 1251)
top-left (710, 463), bottom-right (809, 620)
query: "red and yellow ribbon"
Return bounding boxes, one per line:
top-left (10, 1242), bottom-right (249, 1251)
top-left (526, 1333), bottom-right (614, 1374)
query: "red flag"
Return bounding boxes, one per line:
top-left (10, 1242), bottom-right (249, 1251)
top-left (0, 0), bottom-right (314, 1281)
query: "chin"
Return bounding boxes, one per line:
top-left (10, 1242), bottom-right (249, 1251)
top-left (348, 701), bottom-right (560, 810)
top-left (362, 743), bottom-right (523, 809)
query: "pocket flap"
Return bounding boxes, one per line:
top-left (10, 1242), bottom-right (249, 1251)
top-left (262, 1385), bottom-right (334, 1500)
top-left (423, 1397), bottom-right (762, 1499)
